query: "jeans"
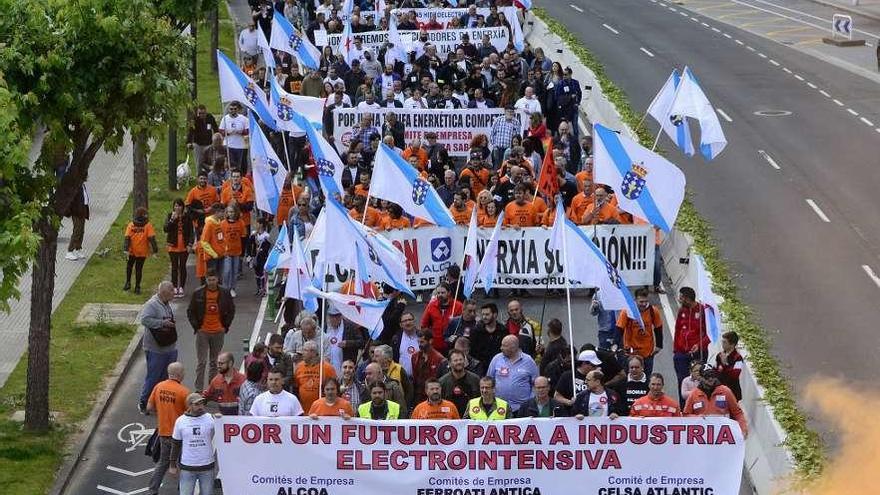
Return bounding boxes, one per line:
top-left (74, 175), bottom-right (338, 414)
top-left (140, 349), bottom-right (178, 407)
top-left (207, 256), bottom-right (224, 276)
top-left (169, 251), bottom-right (189, 289)
top-left (195, 331), bottom-right (226, 391)
top-left (179, 468), bottom-right (214, 495)
top-left (673, 352), bottom-right (698, 391)
top-left (222, 255), bottom-right (240, 291)
top-left (228, 147), bottom-right (247, 173)
top-left (148, 436), bottom-right (174, 493)
top-left (595, 309), bottom-right (619, 350)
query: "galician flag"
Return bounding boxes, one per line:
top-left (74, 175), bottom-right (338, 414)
top-left (476, 211), bottom-right (506, 295)
top-left (257, 27), bottom-right (275, 70)
top-left (270, 10), bottom-right (321, 70)
top-left (216, 50), bottom-right (276, 127)
top-left (285, 225), bottom-right (319, 312)
top-left (667, 66), bottom-right (727, 161)
top-left (461, 207), bottom-right (480, 299)
top-left (647, 69), bottom-right (694, 157)
top-left (264, 223), bottom-right (292, 273)
top-left (248, 114), bottom-right (287, 215)
top-left (291, 111), bottom-right (345, 198)
top-left (269, 78), bottom-right (324, 133)
top-left (304, 287), bottom-right (390, 339)
top-left (694, 254), bottom-right (723, 343)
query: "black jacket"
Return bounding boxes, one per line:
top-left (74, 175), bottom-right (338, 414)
top-left (187, 286), bottom-right (236, 333)
top-left (164, 212), bottom-right (195, 248)
top-left (517, 397), bottom-right (565, 418)
top-left (571, 388), bottom-right (627, 417)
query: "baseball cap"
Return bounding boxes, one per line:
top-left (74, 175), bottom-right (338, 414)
top-left (186, 393), bottom-right (207, 406)
top-left (327, 306), bottom-right (342, 316)
top-left (577, 350), bottom-right (602, 365)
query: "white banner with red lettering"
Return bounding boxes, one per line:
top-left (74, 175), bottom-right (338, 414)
top-left (307, 224), bottom-right (655, 291)
top-left (315, 26), bottom-right (510, 57)
top-left (215, 417), bottom-right (745, 495)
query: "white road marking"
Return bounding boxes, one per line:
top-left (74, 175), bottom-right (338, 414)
top-left (847, 108), bottom-right (859, 116)
top-left (701, 22), bottom-right (710, 27)
top-left (691, 17), bottom-right (700, 22)
top-left (876, 128), bottom-right (880, 134)
top-left (805, 199), bottom-right (831, 223)
top-left (569, 4), bottom-right (584, 12)
top-left (746, 45), bottom-right (756, 51)
top-left (669, 6), bottom-right (678, 11)
top-left (769, 59), bottom-right (780, 66)
top-left (97, 486), bottom-right (149, 495)
top-left (833, 99), bottom-right (844, 106)
top-left (782, 67), bottom-right (792, 73)
top-left (758, 149), bottom-right (781, 170)
top-left (734, 0), bottom-right (880, 40)
top-left (794, 74), bottom-right (804, 81)
top-left (806, 82), bottom-right (817, 89)
top-left (602, 23), bottom-right (620, 34)
top-left (862, 265), bottom-right (880, 289)
top-left (241, 292), bottom-right (269, 373)
top-left (758, 52), bottom-right (768, 58)
top-left (716, 108), bottom-right (733, 122)
top-left (712, 27), bottom-right (721, 32)
top-left (640, 47), bottom-right (655, 57)
top-left (680, 11), bottom-right (689, 16)
top-left (735, 39), bottom-right (745, 45)
top-left (723, 32), bottom-right (733, 38)
top-left (860, 117), bottom-right (874, 126)
top-left (106, 466), bottom-right (155, 477)
top-left (819, 90), bottom-right (830, 97)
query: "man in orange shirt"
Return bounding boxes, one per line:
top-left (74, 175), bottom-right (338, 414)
top-left (616, 287), bottom-right (663, 374)
top-left (449, 190), bottom-right (473, 225)
top-left (581, 185), bottom-right (621, 225)
top-left (146, 361), bottom-right (189, 495)
top-left (349, 195), bottom-right (383, 229)
top-left (202, 352), bottom-right (246, 416)
top-left (411, 380), bottom-right (460, 420)
top-left (684, 365), bottom-right (748, 437)
top-left (275, 174), bottom-right (303, 228)
top-left (200, 203), bottom-right (226, 273)
top-left (220, 205), bottom-right (246, 297)
top-left (567, 187), bottom-right (594, 224)
top-left (381, 204), bottom-right (412, 230)
top-left (354, 171), bottom-right (371, 198)
top-left (401, 138), bottom-right (429, 171)
top-left (630, 373), bottom-right (681, 418)
top-left (187, 269), bottom-right (236, 391)
top-left (460, 152), bottom-right (491, 198)
top-left (186, 172), bottom-right (220, 236)
top-left (308, 377), bottom-right (354, 419)
top-left (220, 169), bottom-right (255, 244)
top-left (293, 341), bottom-right (337, 412)
top-left (503, 184), bottom-right (537, 227)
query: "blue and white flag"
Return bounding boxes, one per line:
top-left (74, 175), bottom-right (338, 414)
top-left (514, 0), bottom-right (532, 9)
top-left (285, 225), bottom-right (319, 312)
top-left (269, 78), bottom-right (324, 134)
top-left (291, 111), bottom-right (345, 198)
top-left (694, 254), bottom-right (723, 343)
top-left (341, 0), bottom-right (354, 18)
top-left (257, 27), bottom-right (275, 70)
top-left (372, 143), bottom-right (456, 228)
top-left (647, 69), bottom-right (694, 157)
top-left (477, 211), bottom-right (505, 295)
top-left (270, 10), bottom-right (321, 70)
top-left (592, 123), bottom-right (685, 233)
top-left (248, 114), bottom-right (287, 215)
top-left (549, 198), bottom-right (643, 327)
top-left (304, 287), bottom-right (389, 339)
top-left (461, 207), bottom-right (480, 299)
top-left (668, 66), bottom-right (727, 161)
top-left (339, 20), bottom-right (356, 65)
top-left (264, 223), bottom-right (292, 273)
top-left (386, 15), bottom-right (409, 66)
top-left (216, 50), bottom-right (276, 127)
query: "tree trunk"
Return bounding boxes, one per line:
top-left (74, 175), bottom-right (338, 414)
top-left (133, 130), bottom-right (149, 214)
top-left (24, 216), bottom-right (58, 432)
top-left (210, 7), bottom-right (219, 73)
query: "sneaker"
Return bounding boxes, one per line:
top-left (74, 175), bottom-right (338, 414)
top-left (137, 402), bottom-right (149, 415)
top-left (230, 289), bottom-right (237, 298)
top-left (65, 251), bottom-right (78, 261)
top-left (75, 249), bottom-right (85, 259)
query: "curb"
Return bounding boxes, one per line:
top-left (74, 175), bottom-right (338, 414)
top-left (803, 0), bottom-right (880, 25)
top-left (48, 321), bottom-right (146, 495)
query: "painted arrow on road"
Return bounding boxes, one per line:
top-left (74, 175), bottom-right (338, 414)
top-left (106, 465), bottom-right (154, 477)
top-left (96, 485), bottom-right (149, 495)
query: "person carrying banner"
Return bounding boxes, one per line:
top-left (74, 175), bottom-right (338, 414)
top-left (411, 380), bottom-right (460, 420)
top-left (630, 373), bottom-right (681, 418)
top-left (309, 377), bottom-right (354, 419)
top-left (465, 376), bottom-right (511, 420)
top-left (684, 365), bottom-right (748, 437)
top-left (169, 393), bottom-right (216, 495)
top-left (357, 381), bottom-right (401, 419)
top-left (571, 370), bottom-right (626, 418)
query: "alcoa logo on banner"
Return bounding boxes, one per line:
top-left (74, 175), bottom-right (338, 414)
top-left (431, 237), bottom-right (452, 263)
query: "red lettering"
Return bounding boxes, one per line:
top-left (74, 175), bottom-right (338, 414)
top-left (223, 424), bottom-right (240, 443)
top-left (716, 425), bottom-right (736, 444)
top-left (341, 424), bottom-right (356, 445)
top-left (337, 450), bottom-right (353, 469)
top-left (602, 449), bottom-right (622, 469)
top-left (401, 239), bottom-right (419, 275)
top-left (467, 425), bottom-right (483, 444)
top-left (686, 425), bottom-right (706, 444)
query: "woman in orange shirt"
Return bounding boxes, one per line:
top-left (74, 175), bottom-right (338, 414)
top-left (478, 201), bottom-right (500, 227)
top-left (164, 199), bottom-right (195, 298)
top-left (308, 377), bottom-right (354, 419)
top-left (220, 204), bottom-right (246, 297)
top-left (123, 207), bottom-right (158, 294)
top-left (381, 204), bottom-right (412, 230)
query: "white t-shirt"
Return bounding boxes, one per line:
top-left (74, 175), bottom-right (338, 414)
top-left (404, 97), bottom-right (428, 109)
top-left (588, 391), bottom-right (609, 417)
top-left (398, 331), bottom-right (420, 376)
top-left (357, 101), bottom-right (382, 111)
top-left (219, 114), bottom-right (249, 149)
top-left (171, 413), bottom-right (216, 468)
top-left (250, 390), bottom-right (304, 417)
top-left (514, 97), bottom-right (542, 116)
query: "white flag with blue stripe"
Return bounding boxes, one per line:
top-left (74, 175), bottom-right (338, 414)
top-left (291, 111), bottom-right (345, 198)
top-left (264, 223), bottom-right (291, 273)
top-left (285, 225), bottom-right (319, 312)
top-left (549, 198), bottom-right (643, 327)
top-left (694, 254), bottom-right (723, 343)
top-left (248, 114), bottom-right (287, 215)
top-left (216, 50), bottom-right (276, 128)
top-left (647, 69), bottom-right (694, 157)
top-left (304, 287), bottom-right (389, 339)
top-left (477, 211), bottom-right (505, 295)
top-left (386, 15), bottom-right (409, 66)
top-left (269, 78), bottom-right (324, 134)
top-left (372, 143), bottom-right (456, 228)
top-left (270, 10), bottom-right (321, 70)
top-left (593, 123), bottom-right (685, 233)
top-left (668, 66), bottom-right (727, 161)
top-left (461, 207), bottom-right (480, 299)
top-left (257, 27), bottom-right (275, 70)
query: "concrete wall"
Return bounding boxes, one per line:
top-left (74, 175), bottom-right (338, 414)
top-left (524, 14), bottom-right (796, 495)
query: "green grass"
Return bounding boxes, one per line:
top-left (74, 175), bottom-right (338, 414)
top-left (0, 12), bottom-right (234, 494)
top-left (532, 8), bottom-right (825, 479)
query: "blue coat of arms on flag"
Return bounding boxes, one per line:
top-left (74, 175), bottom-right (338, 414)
top-left (411, 178), bottom-right (429, 205)
top-left (317, 158), bottom-right (335, 177)
top-left (244, 82), bottom-right (260, 106)
top-left (266, 157), bottom-right (280, 175)
top-left (288, 33), bottom-right (303, 51)
top-left (605, 260), bottom-right (623, 289)
top-left (621, 162), bottom-right (648, 200)
top-left (276, 96), bottom-right (294, 121)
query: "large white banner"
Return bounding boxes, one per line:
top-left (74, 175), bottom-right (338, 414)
top-left (216, 417), bottom-right (746, 495)
top-left (308, 224), bottom-right (655, 291)
top-left (316, 26), bottom-right (510, 57)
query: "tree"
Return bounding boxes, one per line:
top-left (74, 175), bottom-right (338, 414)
top-left (0, 0), bottom-right (192, 431)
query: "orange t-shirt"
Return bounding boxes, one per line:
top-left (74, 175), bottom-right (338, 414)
top-left (220, 219), bottom-right (245, 257)
top-left (568, 193), bottom-right (593, 223)
top-left (582, 202), bottom-right (620, 225)
top-left (616, 306), bottom-right (663, 359)
top-left (167, 220), bottom-right (187, 253)
top-left (575, 170), bottom-right (593, 192)
top-left (541, 206), bottom-right (556, 227)
top-left (531, 196), bottom-right (548, 215)
top-left (354, 184), bottom-right (370, 198)
top-left (411, 399), bottom-right (461, 420)
top-left (220, 182), bottom-right (255, 225)
top-left (630, 394), bottom-right (681, 417)
top-left (450, 205), bottom-right (473, 225)
top-left (460, 167), bottom-right (490, 196)
top-left (402, 147), bottom-right (429, 170)
top-left (381, 216), bottom-right (412, 230)
top-left (294, 361), bottom-right (337, 412)
top-left (308, 398), bottom-right (354, 417)
top-left (147, 379), bottom-right (190, 436)
top-left (186, 185), bottom-right (219, 210)
top-left (125, 222), bottom-right (155, 258)
top-left (349, 207), bottom-right (383, 229)
top-left (276, 185), bottom-right (302, 227)
top-left (413, 218), bottom-right (433, 228)
top-left (201, 288), bottom-right (225, 333)
top-left (503, 201), bottom-right (537, 227)
top-left (200, 216), bottom-right (224, 259)
top-left (478, 211), bottom-right (499, 227)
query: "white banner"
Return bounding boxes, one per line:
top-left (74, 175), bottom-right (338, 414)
top-left (316, 26), bottom-right (510, 57)
top-left (308, 224), bottom-right (655, 291)
top-left (333, 107), bottom-right (527, 157)
top-left (216, 417), bottom-right (746, 495)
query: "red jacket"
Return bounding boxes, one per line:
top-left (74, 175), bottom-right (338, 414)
top-left (202, 370), bottom-right (246, 416)
top-left (673, 303), bottom-right (710, 356)
top-left (420, 298), bottom-right (462, 354)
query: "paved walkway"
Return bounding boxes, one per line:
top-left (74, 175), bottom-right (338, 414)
top-left (0, 138), bottom-right (134, 388)
top-left (810, 0), bottom-right (880, 20)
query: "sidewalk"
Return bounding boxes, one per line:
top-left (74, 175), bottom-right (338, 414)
top-left (809, 0), bottom-right (880, 21)
top-left (0, 139), bottom-right (134, 388)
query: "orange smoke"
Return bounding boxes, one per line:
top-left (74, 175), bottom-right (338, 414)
top-left (780, 378), bottom-right (876, 494)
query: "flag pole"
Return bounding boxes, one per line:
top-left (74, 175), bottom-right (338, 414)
top-left (650, 126), bottom-right (664, 152)
top-left (360, 190), bottom-right (372, 225)
top-left (561, 219), bottom-right (577, 400)
top-left (319, 262), bottom-right (328, 399)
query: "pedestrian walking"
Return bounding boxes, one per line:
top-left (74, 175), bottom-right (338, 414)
top-left (169, 393), bottom-right (217, 495)
top-left (186, 104), bottom-right (218, 168)
top-left (139, 281), bottom-right (179, 414)
top-left (123, 206), bottom-right (158, 294)
top-left (202, 352), bottom-right (246, 416)
top-left (146, 362), bottom-right (189, 495)
top-left (63, 181), bottom-right (90, 261)
top-left (164, 199), bottom-right (195, 298)
top-left (187, 269), bottom-right (236, 391)
top-left (220, 204), bottom-right (245, 297)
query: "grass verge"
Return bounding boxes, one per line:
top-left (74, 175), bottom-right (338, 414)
top-left (0, 12), bottom-right (234, 494)
top-left (533, 8), bottom-right (825, 479)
